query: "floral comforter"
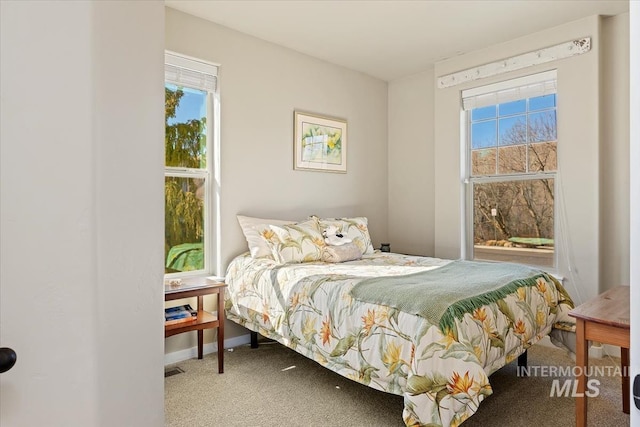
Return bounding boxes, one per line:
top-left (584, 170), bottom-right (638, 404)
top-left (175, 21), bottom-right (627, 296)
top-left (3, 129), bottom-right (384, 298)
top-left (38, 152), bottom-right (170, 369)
top-left (225, 252), bottom-right (575, 426)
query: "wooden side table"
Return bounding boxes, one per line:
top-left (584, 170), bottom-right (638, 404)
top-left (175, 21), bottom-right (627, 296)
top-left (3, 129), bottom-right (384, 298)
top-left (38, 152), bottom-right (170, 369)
top-left (165, 278), bottom-right (227, 373)
top-left (568, 286), bottom-right (630, 426)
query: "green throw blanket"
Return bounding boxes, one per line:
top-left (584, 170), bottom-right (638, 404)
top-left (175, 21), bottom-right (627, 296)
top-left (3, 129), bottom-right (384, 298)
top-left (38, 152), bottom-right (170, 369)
top-left (349, 260), bottom-right (548, 332)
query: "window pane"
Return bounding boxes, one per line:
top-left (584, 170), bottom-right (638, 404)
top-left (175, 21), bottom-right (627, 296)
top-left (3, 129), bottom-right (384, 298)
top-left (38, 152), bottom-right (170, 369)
top-left (471, 105), bottom-right (496, 121)
top-left (499, 99), bottom-right (526, 116)
top-left (471, 120), bottom-right (496, 148)
top-left (165, 84), bottom-right (208, 169)
top-left (472, 179), bottom-right (554, 267)
top-left (471, 148), bottom-right (497, 176)
top-left (498, 115), bottom-right (527, 146)
top-left (529, 94), bottom-right (556, 111)
top-left (165, 176), bottom-right (205, 273)
top-left (498, 145), bottom-right (526, 174)
top-left (528, 111), bottom-right (557, 143)
top-left (528, 141), bottom-right (557, 172)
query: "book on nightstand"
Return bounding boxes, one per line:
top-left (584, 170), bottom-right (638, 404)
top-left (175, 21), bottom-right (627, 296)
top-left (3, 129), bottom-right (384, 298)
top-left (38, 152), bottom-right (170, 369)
top-left (165, 304), bottom-right (198, 325)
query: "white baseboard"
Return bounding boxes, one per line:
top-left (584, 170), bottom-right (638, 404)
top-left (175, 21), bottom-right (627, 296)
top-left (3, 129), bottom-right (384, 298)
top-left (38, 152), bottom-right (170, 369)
top-left (535, 335), bottom-right (621, 359)
top-left (164, 333), bottom-right (251, 366)
top-left (601, 344), bottom-right (621, 358)
top-left (589, 343), bottom-right (604, 358)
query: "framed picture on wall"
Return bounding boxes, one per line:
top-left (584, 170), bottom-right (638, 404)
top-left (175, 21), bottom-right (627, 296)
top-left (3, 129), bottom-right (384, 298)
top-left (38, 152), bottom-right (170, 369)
top-left (293, 111), bottom-right (347, 173)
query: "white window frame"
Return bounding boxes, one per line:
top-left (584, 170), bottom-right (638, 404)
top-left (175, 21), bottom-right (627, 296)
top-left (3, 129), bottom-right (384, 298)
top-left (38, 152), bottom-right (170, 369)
top-left (462, 70), bottom-right (558, 268)
top-left (164, 51), bottom-right (219, 278)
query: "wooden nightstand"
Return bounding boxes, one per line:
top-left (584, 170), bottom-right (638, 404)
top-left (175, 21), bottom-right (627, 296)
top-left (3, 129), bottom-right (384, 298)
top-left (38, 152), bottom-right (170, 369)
top-left (569, 286), bottom-right (630, 426)
top-left (165, 278), bottom-right (227, 373)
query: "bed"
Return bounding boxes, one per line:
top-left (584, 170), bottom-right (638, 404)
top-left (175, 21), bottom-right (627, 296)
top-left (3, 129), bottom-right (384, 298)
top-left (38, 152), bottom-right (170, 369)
top-left (225, 216), bottom-right (575, 426)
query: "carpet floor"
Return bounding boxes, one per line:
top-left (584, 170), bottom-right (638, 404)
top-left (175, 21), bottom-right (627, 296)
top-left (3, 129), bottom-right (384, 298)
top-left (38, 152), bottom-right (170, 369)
top-left (165, 340), bottom-right (630, 427)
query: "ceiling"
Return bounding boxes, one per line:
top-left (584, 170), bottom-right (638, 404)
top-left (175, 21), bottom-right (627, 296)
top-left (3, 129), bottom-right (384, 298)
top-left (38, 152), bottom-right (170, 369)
top-left (164, 0), bottom-right (629, 81)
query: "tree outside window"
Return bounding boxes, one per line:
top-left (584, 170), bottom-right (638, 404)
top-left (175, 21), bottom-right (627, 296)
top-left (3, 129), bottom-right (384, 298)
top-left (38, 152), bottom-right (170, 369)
top-left (164, 84), bottom-right (209, 274)
top-left (467, 87), bottom-right (557, 268)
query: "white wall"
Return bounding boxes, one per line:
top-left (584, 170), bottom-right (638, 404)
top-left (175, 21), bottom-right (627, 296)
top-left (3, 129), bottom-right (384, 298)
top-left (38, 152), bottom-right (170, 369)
top-left (92, 2), bottom-right (165, 423)
top-left (600, 13), bottom-right (630, 290)
top-left (434, 17), bottom-right (602, 305)
top-left (165, 8), bottom-right (389, 347)
top-left (0, 1), bottom-right (165, 426)
top-left (388, 69), bottom-right (436, 256)
top-left (629, 3), bottom-right (639, 424)
top-left (388, 12), bottom-right (631, 312)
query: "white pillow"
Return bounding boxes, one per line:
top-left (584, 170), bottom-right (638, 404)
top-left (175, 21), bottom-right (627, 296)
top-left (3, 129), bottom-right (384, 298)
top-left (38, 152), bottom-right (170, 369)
top-left (237, 215), bottom-right (295, 259)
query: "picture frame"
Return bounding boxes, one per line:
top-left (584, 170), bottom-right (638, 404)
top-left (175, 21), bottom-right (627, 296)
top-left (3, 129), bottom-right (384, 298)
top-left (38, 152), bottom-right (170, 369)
top-left (293, 111), bottom-right (347, 173)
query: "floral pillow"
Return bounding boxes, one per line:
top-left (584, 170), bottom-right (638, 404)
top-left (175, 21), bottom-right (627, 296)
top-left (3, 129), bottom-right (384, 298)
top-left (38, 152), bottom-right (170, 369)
top-left (255, 218), bottom-right (326, 264)
top-left (315, 216), bottom-right (375, 255)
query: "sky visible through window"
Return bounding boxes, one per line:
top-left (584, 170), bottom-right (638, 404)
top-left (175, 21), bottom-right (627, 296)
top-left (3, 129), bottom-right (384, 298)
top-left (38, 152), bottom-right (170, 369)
top-left (471, 94), bottom-right (556, 150)
top-left (166, 84), bottom-right (207, 125)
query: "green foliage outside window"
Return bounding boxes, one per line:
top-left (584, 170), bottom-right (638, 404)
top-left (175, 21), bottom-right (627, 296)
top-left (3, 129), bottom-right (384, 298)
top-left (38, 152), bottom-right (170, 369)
top-left (165, 86), bottom-right (207, 273)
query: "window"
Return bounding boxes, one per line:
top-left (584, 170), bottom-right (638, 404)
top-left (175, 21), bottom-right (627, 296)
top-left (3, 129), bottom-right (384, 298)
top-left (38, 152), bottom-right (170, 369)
top-left (463, 71), bottom-right (557, 268)
top-left (164, 52), bottom-right (218, 275)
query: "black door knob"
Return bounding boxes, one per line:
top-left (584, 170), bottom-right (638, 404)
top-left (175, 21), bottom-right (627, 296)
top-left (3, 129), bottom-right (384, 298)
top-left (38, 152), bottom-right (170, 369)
top-left (634, 374), bottom-right (640, 410)
top-left (0, 347), bottom-right (17, 373)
